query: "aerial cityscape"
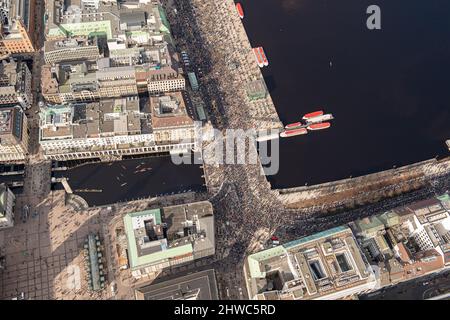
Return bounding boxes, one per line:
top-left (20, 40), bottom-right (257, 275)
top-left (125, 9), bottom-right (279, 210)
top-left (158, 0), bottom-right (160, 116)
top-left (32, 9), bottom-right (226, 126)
top-left (0, 0), bottom-right (449, 306)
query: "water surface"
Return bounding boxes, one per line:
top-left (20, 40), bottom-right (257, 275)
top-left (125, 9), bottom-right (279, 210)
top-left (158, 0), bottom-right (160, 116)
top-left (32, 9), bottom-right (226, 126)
top-left (241, 0), bottom-right (450, 187)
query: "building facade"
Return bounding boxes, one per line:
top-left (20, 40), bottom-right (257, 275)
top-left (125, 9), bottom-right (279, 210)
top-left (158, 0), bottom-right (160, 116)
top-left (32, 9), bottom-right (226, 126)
top-left (0, 106), bottom-right (28, 161)
top-left (0, 19), bottom-right (34, 54)
top-left (44, 38), bottom-right (100, 64)
top-left (146, 67), bottom-right (185, 94)
top-left (0, 58), bottom-right (32, 108)
top-left (149, 92), bottom-right (196, 146)
top-left (39, 96), bottom-right (196, 160)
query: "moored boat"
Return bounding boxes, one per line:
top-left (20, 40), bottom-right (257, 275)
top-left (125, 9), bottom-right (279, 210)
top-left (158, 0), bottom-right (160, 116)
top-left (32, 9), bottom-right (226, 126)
top-left (303, 110), bottom-right (324, 120)
top-left (306, 113), bottom-right (334, 123)
top-left (307, 122), bottom-right (331, 131)
top-left (280, 128), bottom-right (308, 138)
top-left (236, 3), bottom-right (244, 19)
top-left (253, 48), bottom-right (264, 68)
top-left (258, 47), bottom-right (269, 66)
top-left (284, 122), bottom-right (303, 129)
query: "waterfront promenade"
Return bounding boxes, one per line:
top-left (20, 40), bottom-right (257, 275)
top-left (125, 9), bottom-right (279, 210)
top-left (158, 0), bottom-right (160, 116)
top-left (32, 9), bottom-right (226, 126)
top-left (168, 0), bottom-right (282, 133)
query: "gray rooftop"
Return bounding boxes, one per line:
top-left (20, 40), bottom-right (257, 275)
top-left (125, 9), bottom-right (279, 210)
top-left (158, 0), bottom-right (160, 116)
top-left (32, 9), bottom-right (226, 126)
top-left (135, 269), bottom-right (219, 300)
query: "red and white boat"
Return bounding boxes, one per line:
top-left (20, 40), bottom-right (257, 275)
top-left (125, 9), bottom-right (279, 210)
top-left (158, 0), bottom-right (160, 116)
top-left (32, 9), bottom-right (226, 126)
top-left (258, 47), bottom-right (269, 66)
top-left (303, 110), bottom-right (324, 120)
top-left (280, 128), bottom-right (308, 138)
top-left (236, 3), bottom-right (244, 19)
top-left (253, 48), bottom-right (264, 68)
top-left (307, 122), bottom-right (331, 131)
top-left (306, 113), bottom-right (334, 123)
top-left (284, 122), bottom-right (303, 129)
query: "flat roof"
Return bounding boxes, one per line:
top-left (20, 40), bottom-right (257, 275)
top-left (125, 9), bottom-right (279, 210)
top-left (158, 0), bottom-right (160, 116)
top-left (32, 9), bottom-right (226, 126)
top-left (49, 20), bottom-right (113, 39)
top-left (123, 202), bottom-right (214, 269)
top-left (283, 225), bottom-right (349, 249)
top-left (150, 92), bottom-right (194, 129)
top-left (124, 208), bottom-right (189, 269)
top-left (40, 97), bottom-right (144, 140)
top-left (246, 225), bottom-right (374, 300)
top-left (136, 269), bottom-right (219, 300)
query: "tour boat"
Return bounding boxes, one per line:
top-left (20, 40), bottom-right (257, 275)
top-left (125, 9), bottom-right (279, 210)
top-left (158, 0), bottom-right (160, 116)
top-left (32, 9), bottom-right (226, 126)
top-left (253, 48), bottom-right (264, 68)
top-left (284, 122), bottom-right (303, 129)
top-left (303, 110), bottom-right (324, 120)
top-left (307, 122), bottom-right (331, 131)
top-left (280, 128), bottom-right (308, 138)
top-left (258, 47), bottom-right (269, 66)
top-left (236, 3), bottom-right (244, 19)
top-left (306, 113), bottom-right (334, 123)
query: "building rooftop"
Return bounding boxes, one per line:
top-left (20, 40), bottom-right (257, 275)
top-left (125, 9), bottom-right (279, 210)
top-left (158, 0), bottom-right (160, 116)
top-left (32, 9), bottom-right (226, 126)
top-left (123, 201), bottom-right (214, 270)
top-left (246, 226), bottom-right (376, 300)
top-left (149, 92), bottom-right (194, 129)
top-left (120, 11), bottom-right (146, 29)
top-left (46, 0), bottom-right (172, 41)
top-left (0, 58), bottom-right (29, 95)
top-left (44, 36), bottom-right (99, 53)
top-left (135, 269), bottom-right (219, 300)
top-left (39, 96), bottom-right (144, 141)
top-left (0, 106), bottom-right (23, 142)
top-left (351, 193), bottom-right (450, 283)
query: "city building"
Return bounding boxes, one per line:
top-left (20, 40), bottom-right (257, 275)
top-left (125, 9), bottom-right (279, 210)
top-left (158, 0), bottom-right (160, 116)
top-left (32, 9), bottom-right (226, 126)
top-left (0, 183), bottom-right (15, 229)
top-left (135, 269), bottom-right (219, 300)
top-left (46, 0), bottom-right (172, 43)
top-left (0, 0), bottom-right (35, 55)
top-left (148, 92), bottom-right (196, 146)
top-left (123, 201), bottom-right (215, 280)
top-left (44, 37), bottom-right (100, 64)
top-left (41, 0), bottom-right (185, 103)
top-left (41, 61), bottom-right (100, 104)
top-left (0, 19), bottom-right (34, 54)
top-left (244, 226), bottom-right (377, 300)
top-left (0, 58), bottom-right (32, 108)
top-left (41, 57), bottom-right (185, 103)
top-left (41, 59), bottom-right (139, 103)
top-left (0, 106), bottom-right (28, 161)
top-left (146, 66), bottom-right (185, 94)
top-left (39, 96), bottom-right (197, 160)
top-left (39, 96), bottom-right (146, 160)
top-left (350, 194), bottom-right (450, 287)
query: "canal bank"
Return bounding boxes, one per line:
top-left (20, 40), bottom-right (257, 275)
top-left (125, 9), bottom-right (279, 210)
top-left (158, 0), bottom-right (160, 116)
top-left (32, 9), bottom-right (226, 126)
top-left (278, 156), bottom-right (450, 211)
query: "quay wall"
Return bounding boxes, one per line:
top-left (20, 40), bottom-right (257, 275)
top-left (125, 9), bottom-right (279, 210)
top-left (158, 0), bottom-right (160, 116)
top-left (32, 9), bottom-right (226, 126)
top-left (277, 156), bottom-right (450, 210)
